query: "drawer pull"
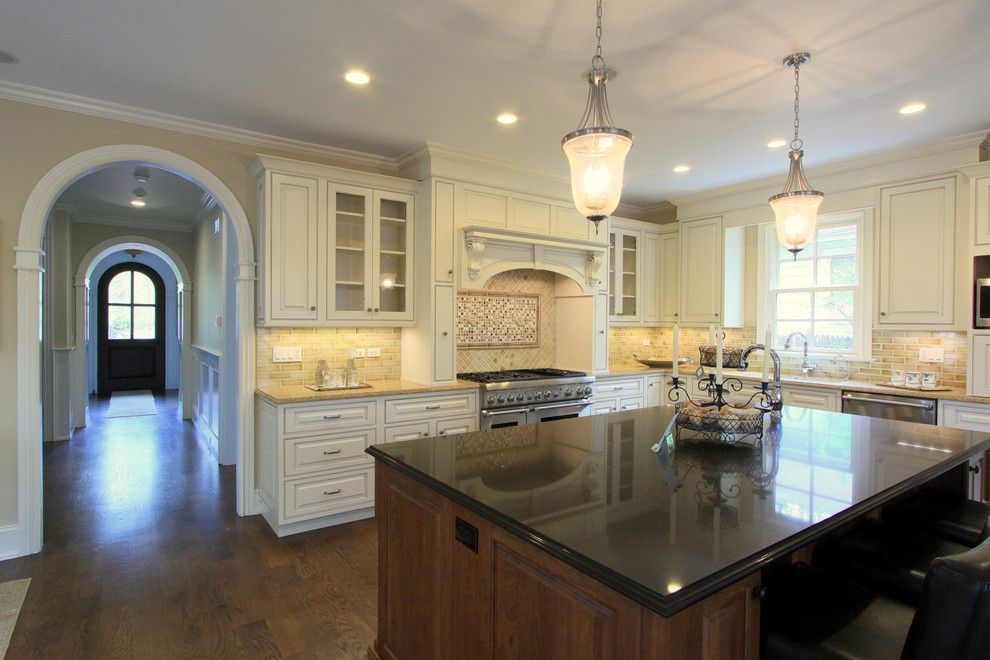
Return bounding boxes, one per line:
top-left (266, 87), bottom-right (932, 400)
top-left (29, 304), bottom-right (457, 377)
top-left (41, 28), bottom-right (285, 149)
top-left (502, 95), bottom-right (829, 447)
top-left (323, 413), bottom-right (342, 420)
top-left (425, 404), bottom-right (441, 410)
top-left (323, 489), bottom-right (342, 496)
top-left (322, 449), bottom-right (342, 455)
top-left (438, 430), bottom-right (446, 436)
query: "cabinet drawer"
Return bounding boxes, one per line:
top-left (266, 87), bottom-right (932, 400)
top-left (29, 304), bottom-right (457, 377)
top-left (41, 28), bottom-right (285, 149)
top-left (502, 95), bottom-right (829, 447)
top-left (284, 428), bottom-right (375, 477)
top-left (385, 393), bottom-right (477, 424)
top-left (618, 396), bottom-right (645, 411)
top-left (596, 378), bottom-right (644, 397)
top-left (783, 387), bottom-right (839, 412)
top-left (590, 398), bottom-right (619, 415)
top-left (437, 416), bottom-right (478, 437)
top-left (284, 399), bottom-right (377, 435)
top-left (941, 402), bottom-right (990, 432)
top-left (283, 468), bottom-right (373, 521)
top-left (385, 422), bottom-right (431, 443)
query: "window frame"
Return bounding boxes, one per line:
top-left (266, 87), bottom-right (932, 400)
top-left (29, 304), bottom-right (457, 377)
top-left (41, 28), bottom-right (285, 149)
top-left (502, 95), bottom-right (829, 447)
top-left (105, 267), bottom-right (160, 341)
top-left (757, 209), bottom-right (874, 360)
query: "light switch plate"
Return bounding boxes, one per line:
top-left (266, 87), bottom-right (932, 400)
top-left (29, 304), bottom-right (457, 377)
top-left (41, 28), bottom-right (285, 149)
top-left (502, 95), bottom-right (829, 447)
top-left (273, 346), bottom-right (302, 363)
top-left (642, 340), bottom-right (651, 346)
top-left (918, 346), bottom-right (944, 363)
top-left (367, 347), bottom-right (382, 358)
top-left (351, 348), bottom-right (367, 358)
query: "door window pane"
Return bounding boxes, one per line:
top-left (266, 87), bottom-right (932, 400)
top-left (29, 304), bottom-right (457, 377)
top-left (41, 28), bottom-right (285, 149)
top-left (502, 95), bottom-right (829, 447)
top-left (133, 307), bottom-right (156, 339)
top-left (108, 305), bottom-right (131, 339)
top-left (108, 272), bottom-right (131, 304)
top-left (132, 271), bottom-right (155, 304)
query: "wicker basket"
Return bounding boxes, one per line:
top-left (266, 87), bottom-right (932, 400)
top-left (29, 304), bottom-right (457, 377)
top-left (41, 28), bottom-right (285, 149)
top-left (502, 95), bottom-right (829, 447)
top-left (698, 345), bottom-right (745, 368)
top-left (674, 402), bottom-right (765, 446)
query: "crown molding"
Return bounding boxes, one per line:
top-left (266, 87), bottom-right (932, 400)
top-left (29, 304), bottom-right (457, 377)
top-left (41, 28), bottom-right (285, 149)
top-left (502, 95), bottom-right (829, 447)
top-left (0, 80), bottom-right (399, 175)
top-left (670, 129), bottom-right (990, 209)
top-left (398, 142), bottom-right (570, 186)
top-left (73, 212), bottom-right (195, 234)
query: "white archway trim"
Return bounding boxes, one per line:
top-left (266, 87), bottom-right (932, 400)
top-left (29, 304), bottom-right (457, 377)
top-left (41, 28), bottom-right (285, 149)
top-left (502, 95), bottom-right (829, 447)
top-left (15, 145), bottom-right (257, 557)
top-left (74, 236), bottom-right (195, 423)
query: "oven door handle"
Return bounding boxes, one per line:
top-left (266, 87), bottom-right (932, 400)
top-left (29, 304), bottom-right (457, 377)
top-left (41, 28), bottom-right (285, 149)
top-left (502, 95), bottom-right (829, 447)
top-left (481, 407), bottom-right (530, 417)
top-left (531, 399), bottom-right (593, 412)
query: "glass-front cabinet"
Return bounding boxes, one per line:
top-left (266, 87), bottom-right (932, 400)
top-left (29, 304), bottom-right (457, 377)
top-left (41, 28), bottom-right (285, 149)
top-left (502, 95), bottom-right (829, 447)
top-left (329, 185), bottom-right (414, 322)
top-left (609, 227), bottom-right (640, 322)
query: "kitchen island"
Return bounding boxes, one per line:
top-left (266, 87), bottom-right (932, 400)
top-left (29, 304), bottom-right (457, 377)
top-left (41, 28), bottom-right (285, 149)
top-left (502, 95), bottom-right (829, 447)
top-left (366, 405), bottom-right (990, 659)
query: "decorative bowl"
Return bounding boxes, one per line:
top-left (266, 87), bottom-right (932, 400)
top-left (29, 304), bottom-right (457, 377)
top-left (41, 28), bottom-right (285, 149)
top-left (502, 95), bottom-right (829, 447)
top-left (634, 355), bottom-right (690, 369)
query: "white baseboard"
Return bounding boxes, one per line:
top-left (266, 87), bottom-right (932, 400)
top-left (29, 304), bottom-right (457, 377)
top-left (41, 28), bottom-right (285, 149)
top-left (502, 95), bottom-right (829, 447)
top-left (0, 524), bottom-right (21, 561)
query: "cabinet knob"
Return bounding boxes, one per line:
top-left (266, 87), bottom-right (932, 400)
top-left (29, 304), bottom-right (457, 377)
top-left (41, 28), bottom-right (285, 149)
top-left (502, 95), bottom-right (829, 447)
top-left (752, 585), bottom-right (768, 601)
top-left (310, 305), bottom-right (316, 311)
top-left (448, 269), bottom-right (454, 275)
top-left (442, 331), bottom-right (449, 336)
top-left (367, 307), bottom-right (373, 312)
top-left (374, 307), bottom-right (380, 312)
top-left (439, 430), bottom-right (446, 436)
top-left (599, 330), bottom-right (605, 334)
top-left (880, 312), bottom-right (886, 317)
top-left (714, 313), bottom-right (719, 318)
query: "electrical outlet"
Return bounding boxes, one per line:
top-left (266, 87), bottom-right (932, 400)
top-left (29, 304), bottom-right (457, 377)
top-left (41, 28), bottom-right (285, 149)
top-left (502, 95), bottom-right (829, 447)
top-left (367, 347), bottom-right (382, 358)
top-left (351, 348), bottom-right (367, 358)
top-left (918, 346), bottom-right (944, 363)
top-left (273, 346), bottom-right (302, 363)
top-left (642, 339), bottom-right (652, 346)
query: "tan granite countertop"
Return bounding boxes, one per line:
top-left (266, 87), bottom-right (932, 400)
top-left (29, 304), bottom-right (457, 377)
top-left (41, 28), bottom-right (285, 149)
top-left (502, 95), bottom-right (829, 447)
top-left (256, 379), bottom-right (480, 405)
top-left (602, 364), bottom-right (987, 405)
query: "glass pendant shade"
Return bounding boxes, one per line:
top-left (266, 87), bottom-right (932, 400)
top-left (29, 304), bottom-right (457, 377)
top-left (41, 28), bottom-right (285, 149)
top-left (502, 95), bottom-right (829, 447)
top-left (562, 69), bottom-right (633, 232)
top-left (769, 149), bottom-right (823, 257)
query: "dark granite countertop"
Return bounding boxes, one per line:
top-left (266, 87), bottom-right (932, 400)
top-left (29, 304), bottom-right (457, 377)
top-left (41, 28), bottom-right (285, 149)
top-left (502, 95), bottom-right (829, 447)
top-left (366, 405), bottom-right (990, 616)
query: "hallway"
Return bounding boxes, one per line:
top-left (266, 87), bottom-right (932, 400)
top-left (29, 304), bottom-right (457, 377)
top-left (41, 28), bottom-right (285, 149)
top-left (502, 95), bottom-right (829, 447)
top-left (0, 392), bottom-right (377, 658)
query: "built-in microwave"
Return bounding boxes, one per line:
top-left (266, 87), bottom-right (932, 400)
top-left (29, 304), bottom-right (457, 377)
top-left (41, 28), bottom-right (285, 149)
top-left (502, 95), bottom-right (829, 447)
top-left (977, 278), bottom-right (990, 328)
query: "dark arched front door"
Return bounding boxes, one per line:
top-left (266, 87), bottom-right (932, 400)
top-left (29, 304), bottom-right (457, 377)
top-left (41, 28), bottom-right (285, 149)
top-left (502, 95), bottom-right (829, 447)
top-left (97, 263), bottom-right (166, 393)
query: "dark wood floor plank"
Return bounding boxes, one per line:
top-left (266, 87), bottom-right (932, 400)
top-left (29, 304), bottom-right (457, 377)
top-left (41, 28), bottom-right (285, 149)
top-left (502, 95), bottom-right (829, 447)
top-left (0, 392), bottom-right (377, 658)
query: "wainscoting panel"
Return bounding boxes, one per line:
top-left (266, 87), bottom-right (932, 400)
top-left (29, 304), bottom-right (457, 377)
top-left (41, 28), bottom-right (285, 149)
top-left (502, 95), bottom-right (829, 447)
top-left (193, 346), bottom-right (221, 462)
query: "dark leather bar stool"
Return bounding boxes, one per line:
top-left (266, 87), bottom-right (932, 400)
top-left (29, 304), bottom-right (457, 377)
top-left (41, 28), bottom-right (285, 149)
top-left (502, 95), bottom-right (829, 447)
top-left (763, 537), bottom-right (990, 659)
top-left (813, 520), bottom-right (977, 606)
top-left (883, 491), bottom-right (990, 547)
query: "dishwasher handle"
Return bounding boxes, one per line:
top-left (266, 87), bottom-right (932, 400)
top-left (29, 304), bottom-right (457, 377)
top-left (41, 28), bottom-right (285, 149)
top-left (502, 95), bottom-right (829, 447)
top-left (841, 393), bottom-right (934, 411)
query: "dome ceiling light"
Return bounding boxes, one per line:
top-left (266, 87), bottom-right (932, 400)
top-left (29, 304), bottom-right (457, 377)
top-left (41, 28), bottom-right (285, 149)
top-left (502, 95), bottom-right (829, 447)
top-left (769, 52), bottom-right (824, 259)
top-left (561, 0), bottom-right (633, 235)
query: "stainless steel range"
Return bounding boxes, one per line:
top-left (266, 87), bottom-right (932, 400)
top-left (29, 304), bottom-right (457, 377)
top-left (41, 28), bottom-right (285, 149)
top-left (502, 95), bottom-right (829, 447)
top-left (457, 368), bottom-right (595, 429)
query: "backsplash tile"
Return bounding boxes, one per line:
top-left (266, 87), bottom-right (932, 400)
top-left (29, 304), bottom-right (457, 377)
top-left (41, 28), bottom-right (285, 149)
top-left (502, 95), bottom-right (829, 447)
top-left (256, 327), bottom-right (401, 388)
top-left (609, 326), bottom-right (967, 387)
top-left (456, 269), bottom-right (557, 372)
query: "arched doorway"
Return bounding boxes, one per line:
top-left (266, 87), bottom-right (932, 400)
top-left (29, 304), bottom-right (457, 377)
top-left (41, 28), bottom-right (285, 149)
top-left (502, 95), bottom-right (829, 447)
top-left (97, 263), bottom-right (167, 393)
top-left (15, 145), bottom-right (257, 557)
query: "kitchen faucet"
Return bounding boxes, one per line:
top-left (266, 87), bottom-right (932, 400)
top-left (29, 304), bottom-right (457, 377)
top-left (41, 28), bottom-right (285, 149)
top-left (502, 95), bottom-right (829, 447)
top-left (783, 332), bottom-right (817, 376)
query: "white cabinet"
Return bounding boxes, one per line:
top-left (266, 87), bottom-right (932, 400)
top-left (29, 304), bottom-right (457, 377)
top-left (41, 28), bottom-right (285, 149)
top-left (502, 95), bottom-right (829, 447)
top-left (267, 173), bottom-right (320, 320)
top-left (679, 216), bottom-right (723, 324)
top-left (782, 385), bottom-right (840, 412)
top-left (593, 293), bottom-right (609, 373)
top-left (659, 230), bottom-right (680, 324)
top-left (251, 155), bottom-right (418, 326)
top-left (257, 388), bottom-right (479, 537)
top-left (969, 334), bottom-right (990, 398)
top-left (646, 375), bottom-right (664, 408)
top-left (878, 177), bottom-right (956, 325)
top-left (608, 218), bottom-right (663, 325)
top-left (973, 175), bottom-right (990, 246)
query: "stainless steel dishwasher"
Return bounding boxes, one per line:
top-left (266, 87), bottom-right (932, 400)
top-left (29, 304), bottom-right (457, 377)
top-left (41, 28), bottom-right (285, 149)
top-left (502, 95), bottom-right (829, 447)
top-left (840, 391), bottom-right (937, 425)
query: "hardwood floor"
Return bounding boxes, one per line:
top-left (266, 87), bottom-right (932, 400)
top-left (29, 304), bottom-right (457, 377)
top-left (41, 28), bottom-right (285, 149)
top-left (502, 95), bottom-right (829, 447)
top-left (0, 392), bottom-right (378, 658)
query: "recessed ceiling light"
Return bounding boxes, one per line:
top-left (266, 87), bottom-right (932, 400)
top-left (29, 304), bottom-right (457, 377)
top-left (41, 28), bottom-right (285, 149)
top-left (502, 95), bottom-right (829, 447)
top-left (130, 199), bottom-right (146, 208)
top-left (767, 139), bottom-right (788, 149)
top-left (131, 187), bottom-right (147, 208)
top-left (344, 69), bottom-right (370, 85)
top-left (672, 164), bottom-right (691, 173)
top-left (899, 102), bottom-right (927, 115)
top-left (496, 112), bottom-right (518, 125)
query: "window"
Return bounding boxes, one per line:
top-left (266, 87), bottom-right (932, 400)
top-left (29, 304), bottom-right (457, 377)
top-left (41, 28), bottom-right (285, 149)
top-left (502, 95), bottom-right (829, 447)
top-left (107, 269), bottom-right (157, 340)
top-left (761, 211), bottom-right (872, 358)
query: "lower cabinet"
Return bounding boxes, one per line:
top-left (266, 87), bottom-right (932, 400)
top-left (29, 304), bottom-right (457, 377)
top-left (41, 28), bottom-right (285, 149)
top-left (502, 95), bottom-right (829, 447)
top-left (969, 333), bottom-right (990, 398)
top-left (939, 400), bottom-right (990, 502)
top-left (256, 389), bottom-right (478, 536)
top-left (781, 385), bottom-right (840, 412)
top-left (373, 462), bottom-right (762, 660)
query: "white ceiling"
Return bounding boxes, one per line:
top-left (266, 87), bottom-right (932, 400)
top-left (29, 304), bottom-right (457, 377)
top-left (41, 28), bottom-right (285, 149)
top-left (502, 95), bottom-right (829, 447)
top-left (3, 0), bottom-right (989, 205)
top-left (57, 162), bottom-right (208, 230)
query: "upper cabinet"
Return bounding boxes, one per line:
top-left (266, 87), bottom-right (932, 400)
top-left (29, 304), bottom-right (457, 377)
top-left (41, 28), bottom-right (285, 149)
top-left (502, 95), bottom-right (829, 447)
top-left (607, 217), bottom-right (664, 326)
top-left (973, 173), bottom-right (990, 247)
top-left (658, 229), bottom-right (680, 324)
top-left (252, 155), bottom-right (419, 327)
top-left (877, 177), bottom-right (956, 326)
top-left (679, 216), bottom-right (723, 324)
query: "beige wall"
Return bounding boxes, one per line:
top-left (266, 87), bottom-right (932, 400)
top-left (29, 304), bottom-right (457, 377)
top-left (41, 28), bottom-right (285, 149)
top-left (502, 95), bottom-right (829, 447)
top-left (193, 208), bottom-right (224, 353)
top-left (0, 97), bottom-right (381, 527)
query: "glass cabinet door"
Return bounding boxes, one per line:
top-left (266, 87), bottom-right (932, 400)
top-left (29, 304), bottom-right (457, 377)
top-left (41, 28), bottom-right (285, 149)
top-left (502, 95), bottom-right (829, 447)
top-left (621, 233), bottom-right (638, 317)
top-left (374, 191), bottom-right (413, 316)
top-left (333, 187), bottom-right (371, 314)
top-left (608, 233), bottom-right (618, 315)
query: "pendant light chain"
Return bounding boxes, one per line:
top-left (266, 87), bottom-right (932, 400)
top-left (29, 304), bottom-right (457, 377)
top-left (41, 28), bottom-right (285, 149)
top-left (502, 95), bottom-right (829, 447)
top-left (791, 61), bottom-right (803, 150)
top-left (592, 0), bottom-right (605, 71)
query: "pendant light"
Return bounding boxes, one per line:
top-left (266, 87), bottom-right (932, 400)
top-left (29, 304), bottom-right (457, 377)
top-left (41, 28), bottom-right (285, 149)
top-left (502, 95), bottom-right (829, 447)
top-left (769, 52), bottom-right (823, 259)
top-left (561, 0), bottom-right (633, 234)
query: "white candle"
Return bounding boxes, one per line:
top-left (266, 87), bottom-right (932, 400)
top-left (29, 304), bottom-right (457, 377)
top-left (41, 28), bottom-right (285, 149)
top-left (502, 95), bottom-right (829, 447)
top-left (762, 328), bottom-right (772, 381)
top-left (672, 324), bottom-right (680, 378)
top-left (715, 328), bottom-right (724, 381)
